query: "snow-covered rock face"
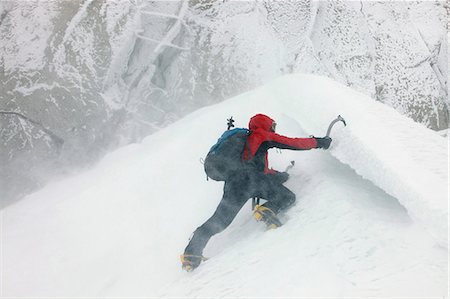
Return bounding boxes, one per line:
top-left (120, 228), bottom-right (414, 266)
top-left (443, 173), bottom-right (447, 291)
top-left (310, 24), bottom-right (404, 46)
top-left (3, 74), bottom-right (447, 297)
top-left (0, 1), bottom-right (448, 204)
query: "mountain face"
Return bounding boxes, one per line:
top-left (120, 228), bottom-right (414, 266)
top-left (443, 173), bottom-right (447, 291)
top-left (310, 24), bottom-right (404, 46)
top-left (0, 0), bottom-right (448, 204)
top-left (3, 74), bottom-right (447, 297)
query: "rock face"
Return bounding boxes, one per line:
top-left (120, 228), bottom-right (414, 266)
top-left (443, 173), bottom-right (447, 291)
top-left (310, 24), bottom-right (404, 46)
top-left (0, 0), bottom-right (447, 205)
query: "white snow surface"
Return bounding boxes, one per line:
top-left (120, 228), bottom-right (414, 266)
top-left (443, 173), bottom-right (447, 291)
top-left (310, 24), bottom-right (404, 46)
top-left (2, 74), bottom-right (448, 297)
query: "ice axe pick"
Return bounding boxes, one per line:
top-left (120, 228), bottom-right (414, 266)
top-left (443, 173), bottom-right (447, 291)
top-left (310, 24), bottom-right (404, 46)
top-left (325, 115), bottom-right (346, 137)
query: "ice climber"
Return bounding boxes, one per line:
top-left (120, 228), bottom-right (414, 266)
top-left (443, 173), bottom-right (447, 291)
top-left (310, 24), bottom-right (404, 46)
top-left (181, 113), bottom-right (332, 271)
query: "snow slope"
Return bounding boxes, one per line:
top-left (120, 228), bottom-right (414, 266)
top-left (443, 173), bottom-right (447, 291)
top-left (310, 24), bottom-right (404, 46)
top-left (2, 74), bottom-right (448, 297)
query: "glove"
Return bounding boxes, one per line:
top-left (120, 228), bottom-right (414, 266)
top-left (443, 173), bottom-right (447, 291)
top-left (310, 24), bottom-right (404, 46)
top-left (315, 136), bottom-right (332, 149)
top-left (272, 171), bottom-right (290, 184)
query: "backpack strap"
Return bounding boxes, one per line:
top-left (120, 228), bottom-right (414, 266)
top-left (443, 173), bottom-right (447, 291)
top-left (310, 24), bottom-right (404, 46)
top-left (243, 130), bottom-right (252, 160)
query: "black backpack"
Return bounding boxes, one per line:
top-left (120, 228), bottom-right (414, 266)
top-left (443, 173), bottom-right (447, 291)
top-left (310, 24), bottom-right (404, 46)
top-left (204, 128), bottom-right (249, 181)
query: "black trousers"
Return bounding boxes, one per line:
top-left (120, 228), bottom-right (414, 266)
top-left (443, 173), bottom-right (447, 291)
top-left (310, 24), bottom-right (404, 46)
top-left (184, 173), bottom-right (295, 256)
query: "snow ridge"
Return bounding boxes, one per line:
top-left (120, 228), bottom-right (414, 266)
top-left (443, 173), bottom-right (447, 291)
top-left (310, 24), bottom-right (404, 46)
top-left (3, 74), bottom-right (447, 297)
top-left (253, 74), bottom-right (448, 247)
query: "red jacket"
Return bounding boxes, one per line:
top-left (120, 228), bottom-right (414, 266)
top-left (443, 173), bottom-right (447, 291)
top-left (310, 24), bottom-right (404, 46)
top-left (243, 114), bottom-right (318, 174)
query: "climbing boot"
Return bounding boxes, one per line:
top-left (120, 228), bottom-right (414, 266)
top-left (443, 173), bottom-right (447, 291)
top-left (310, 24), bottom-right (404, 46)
top-left (180, 254), bottom-right (206, 272)
top-left (253, 205), bottom-right (282, 229)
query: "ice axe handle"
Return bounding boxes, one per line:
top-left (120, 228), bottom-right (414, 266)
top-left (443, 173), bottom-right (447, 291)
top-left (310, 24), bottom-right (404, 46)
top-left (285, 160), bottom-right (295, 173)
top-left (326, 115), bottom-right (346, 137)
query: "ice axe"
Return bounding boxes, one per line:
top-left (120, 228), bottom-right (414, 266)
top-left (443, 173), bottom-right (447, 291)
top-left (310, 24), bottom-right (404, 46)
top-left (252, 161), bottom-right (295, 210)
top-left (285, 160), bottom-right (295, 172)
top-left (325, 115), bottom-right (346, 137)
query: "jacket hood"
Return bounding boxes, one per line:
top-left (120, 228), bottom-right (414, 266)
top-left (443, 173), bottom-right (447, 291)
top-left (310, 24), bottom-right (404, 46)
top-left (248, 114), bottom-right (275, 132)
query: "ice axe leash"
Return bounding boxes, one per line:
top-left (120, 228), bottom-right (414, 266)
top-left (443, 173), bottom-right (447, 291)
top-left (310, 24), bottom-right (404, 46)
top-left (325, 115), bottom-right (346, 137)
